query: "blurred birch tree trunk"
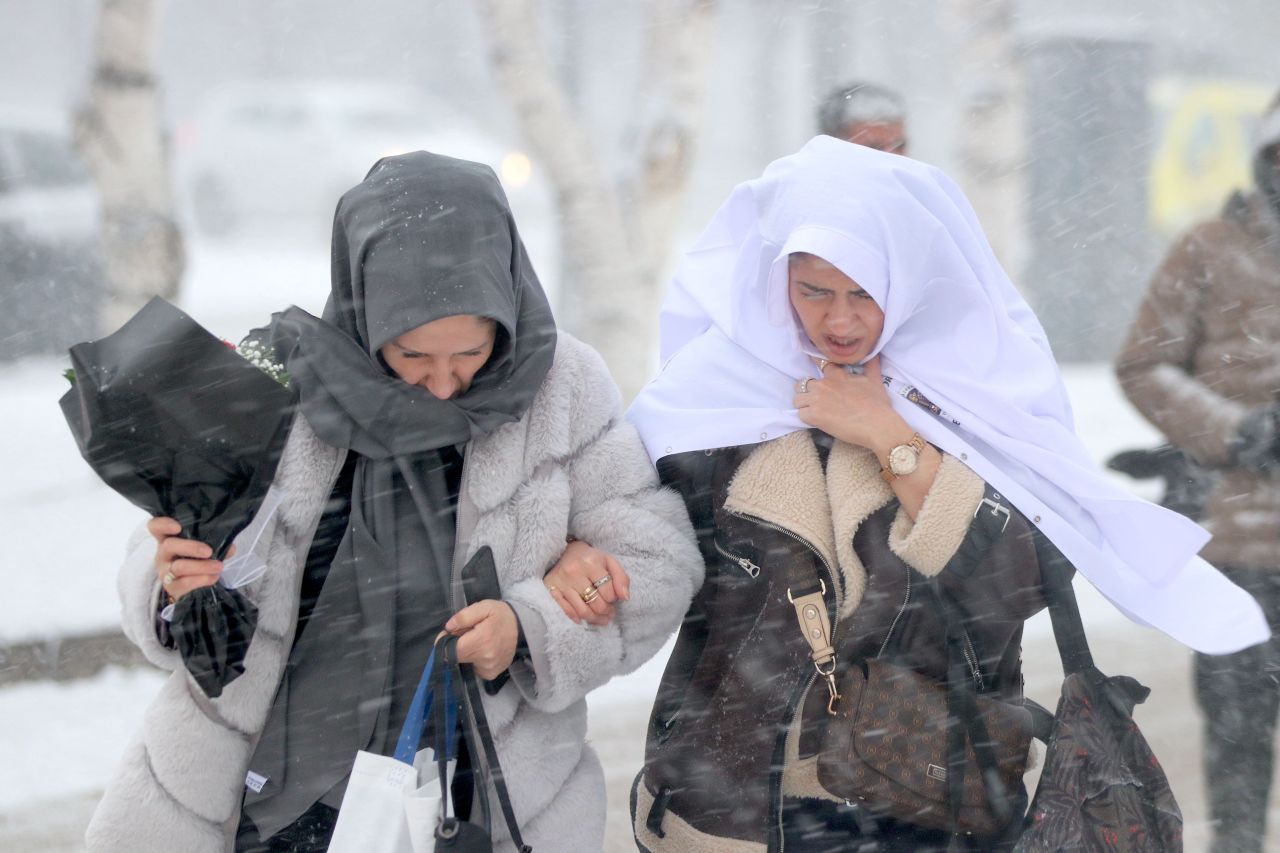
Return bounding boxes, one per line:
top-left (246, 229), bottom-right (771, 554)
top-left (944, 0), bottom-right (1028, 282)
top-left (477, 0), bottom-right (715, 398)
top-left (75, 0), bottom-right (185, 332)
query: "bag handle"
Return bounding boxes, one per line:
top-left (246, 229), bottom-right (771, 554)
top-left (392, 646), bottom-right (458, 765)
top-left (1033, 533), bottom-right (1095, 677)
top-left (431, 637), bottom-right (464, 841)
top-left (435, 634), bottom-right (533, 853)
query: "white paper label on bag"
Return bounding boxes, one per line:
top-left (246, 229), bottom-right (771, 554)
top-left (245, 770), bottom-right (269, 793)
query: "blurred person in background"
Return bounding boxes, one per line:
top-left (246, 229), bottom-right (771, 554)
top-left (1115, 90), bottom-right (1280, 853)
top-left (817, 80), bottom-right (909, 155)
top-left (84, 151), bottom-right (702, 853)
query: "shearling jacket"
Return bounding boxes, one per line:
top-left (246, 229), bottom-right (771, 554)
top-left (1115, 191), bottom-right (1280, 570)
top-left (85, 333), bottom-right (703, 853)
top-left (631, 430), bottom-right (1047, 852)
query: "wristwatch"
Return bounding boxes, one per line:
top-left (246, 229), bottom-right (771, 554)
top-left (881, 433), bottom-right (925, 482)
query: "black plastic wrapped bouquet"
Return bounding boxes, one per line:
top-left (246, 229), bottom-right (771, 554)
top-left (59, 297), bottom-right (295, 697)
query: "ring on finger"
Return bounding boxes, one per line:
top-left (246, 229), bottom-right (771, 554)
top-left (818, 358), bottom-right (829, 371)
top-left (580, 587), bottom-right (600, 604)
top-left (591, 575), bottom-right (611, 589)
top-left (162, 571), bottom-right (176, 587)
top-left (798, 377), bottom-right (811, 394)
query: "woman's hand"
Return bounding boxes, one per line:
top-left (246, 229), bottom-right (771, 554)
top-left (543, 540), bottom-right (630, 626)
top-left (148, 517), bottom-right (227, 602)
top-left (445, 601), bottom-right (519, 681)
top-left (792, 356), bottom-right (904, 450)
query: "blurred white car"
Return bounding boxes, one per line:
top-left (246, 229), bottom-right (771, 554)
top-left (173, 81), bottom-right (553, 243)
top-left (0, 109), bottom-right (102, 360)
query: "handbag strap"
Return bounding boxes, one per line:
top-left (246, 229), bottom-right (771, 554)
top-left (431, 638), bottom-right (463, 839)
top-left (437, 634), bottom-right (533, 853)
top-left (1033, 532), bottom-right (1095, 676)
top-left (926, 583), bottom-right (1015, 831)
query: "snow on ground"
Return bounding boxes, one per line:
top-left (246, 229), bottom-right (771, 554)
top-left (0, 668), bottom-right (164, 813)
top-left (0, 235), bottom-right (1173, 833)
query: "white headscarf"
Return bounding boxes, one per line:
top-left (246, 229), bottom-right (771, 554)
top-left (628, 135), bottom-right (1268, 655)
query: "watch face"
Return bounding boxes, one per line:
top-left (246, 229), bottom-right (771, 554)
top-left (889, 444), bottom-right (919, 476)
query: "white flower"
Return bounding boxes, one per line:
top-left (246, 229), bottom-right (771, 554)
top-left (235, 339), bottom-right (291, 388)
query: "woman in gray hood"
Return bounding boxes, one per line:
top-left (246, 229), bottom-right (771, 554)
top-left (85, 151), bottom-right (702, 853)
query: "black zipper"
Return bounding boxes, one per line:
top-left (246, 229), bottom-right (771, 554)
top-left (729, 509), bottom-right (838, 853)
top-left (960, 631), bottom-right (985, 691)
top-left (712, 539), bottom-right (762, 578)
top-left (877, 562), bottom-right (985, 691)
top-left (876, 566), bottom-right (912, 658)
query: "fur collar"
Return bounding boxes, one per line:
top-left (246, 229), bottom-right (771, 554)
top-left (724, 432), bottom-right (983, 618)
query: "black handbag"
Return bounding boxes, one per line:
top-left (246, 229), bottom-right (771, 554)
top-left (1013, 555), bottom-right (1183, 852)
top-left (430, 634), bottom-right (533, 852)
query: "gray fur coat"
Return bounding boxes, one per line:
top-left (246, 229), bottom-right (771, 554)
top-left (85, 334), bottom-right (702, 853)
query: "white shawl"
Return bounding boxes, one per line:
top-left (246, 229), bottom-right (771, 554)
top-left (627, 135), bottom-right (1267, 655)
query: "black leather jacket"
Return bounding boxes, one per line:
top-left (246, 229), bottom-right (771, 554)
top-left (632, 436), bottom-right (1050, 852)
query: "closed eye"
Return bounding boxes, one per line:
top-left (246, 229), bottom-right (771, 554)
top-left (799, 283), bottom-right (832, 299)
top-left (394, 345), bottom-right (488, 359)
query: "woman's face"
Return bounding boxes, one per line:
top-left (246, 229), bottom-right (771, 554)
top-left (788, 253), bottom-right (885, 364)
top-left (380, 314), bottom-right (498, 399)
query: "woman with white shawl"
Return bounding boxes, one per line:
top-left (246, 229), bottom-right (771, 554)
top-left (626, 136), bottom-right (1268, 852)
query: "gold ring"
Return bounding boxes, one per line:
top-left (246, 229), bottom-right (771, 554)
top-left (591, 576), bottom-right (611, 589)
top-left (162, 571), bottom-right (176, 587)
top-left (818, 359), bottom-right (829, 371)
top-left (580, 587), bottom-right (600, 604)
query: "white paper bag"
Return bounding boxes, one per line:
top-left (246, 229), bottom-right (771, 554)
top-left (328, 748), bottom-right (453, 853)
top-left (405, 748), bottom-right (456, 852)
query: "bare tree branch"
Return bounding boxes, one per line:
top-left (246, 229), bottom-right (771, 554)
top-left (630, 0), bottom-right (716, 286)
top-left (477, 0), bottom-right (715, 397)
top-left (75, 0), bottom-right (185, 332)
top-left (944, 0), bottom-right (1028, 280)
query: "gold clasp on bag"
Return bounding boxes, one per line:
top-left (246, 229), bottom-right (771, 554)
top-left (816, 657), bottom-right (841, 715)
top-left (789, 581), bottom-right (841, 715)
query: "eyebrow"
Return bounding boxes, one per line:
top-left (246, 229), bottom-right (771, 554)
top-left (798, 280), bottom-right (868, 297)
top-left (798, 281), bottom-right (833, 293)
top-left (392, 340), bottom-right (490, 357)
